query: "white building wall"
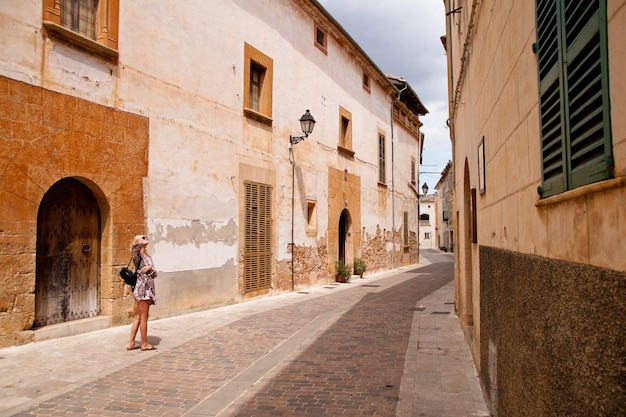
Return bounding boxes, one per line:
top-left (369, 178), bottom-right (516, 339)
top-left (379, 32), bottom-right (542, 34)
top-left (0, 0), bottom-right (422, 320)
top-left (419, 195), bottom-right (436, 249)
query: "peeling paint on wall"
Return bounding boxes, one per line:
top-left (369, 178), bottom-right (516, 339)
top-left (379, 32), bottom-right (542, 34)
top-left (153, 218), bottom-right (237, 247)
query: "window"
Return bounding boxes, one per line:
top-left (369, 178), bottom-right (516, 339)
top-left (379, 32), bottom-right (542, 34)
top-left (338, 106), bottom-right (353, 154)
top-left (307, 200), bottom-right (317, 230)
top-left (42, 0), bottom-right (119, 58)
top-left (378, 132), bottom-right (386, 184)
top-left (249, 64), bottom-right (262, 112)
top-left (61, 0), bottom-right (96, 39)
top-left (420, 214), bottom-right (430, 221)
top-left (244, 43), bottom-right (273, 124)
top-left (362, 72), bottom-right (370, 92)
top-left (314, 23), bottom-right (327, 53)
top-left (403, 211), bottom-right (409, 249)
top-left (411, 157), bottom-right (416, 185)
top-left (536, 0), bottom-right (612, 198)
top-left (425, 232), bottom-right (431, 239)
top-left (244, 181), bottom-right (272, 293)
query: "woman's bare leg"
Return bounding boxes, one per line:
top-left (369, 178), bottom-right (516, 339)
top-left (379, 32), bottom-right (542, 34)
top-left (128, 312), bottom-right (141, 349)
top-left (138, 300), bottom-right (153, 349)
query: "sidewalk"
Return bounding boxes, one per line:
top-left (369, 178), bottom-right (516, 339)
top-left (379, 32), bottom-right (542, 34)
top-left (0, 251), bottom-right (489, 416)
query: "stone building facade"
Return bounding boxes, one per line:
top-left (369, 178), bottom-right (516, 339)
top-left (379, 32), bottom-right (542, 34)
top-left (444, 0), bottom-right (625, 415)
top-left (434, 160), bottom-right (454, 252)
top-left (418, 194), bottom-right (436, 249)
top-left (0, 0), bottom-right (427, 346)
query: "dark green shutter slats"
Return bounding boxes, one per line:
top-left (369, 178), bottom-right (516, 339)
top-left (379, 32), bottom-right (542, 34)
top-left (537, 0), bottom-right (565, 195)
top-left (536, 0), bottom-right (611, 197)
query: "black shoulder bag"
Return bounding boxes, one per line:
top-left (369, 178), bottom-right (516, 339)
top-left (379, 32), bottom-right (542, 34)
top-left (119, 256), bottom-right (138, 288)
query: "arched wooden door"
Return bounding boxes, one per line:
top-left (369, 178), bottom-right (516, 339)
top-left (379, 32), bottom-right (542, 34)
top-left (35, 178), bottom-right (101, 327)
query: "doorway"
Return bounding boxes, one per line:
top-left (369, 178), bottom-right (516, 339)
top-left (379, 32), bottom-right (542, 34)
top-left (35, 178), bottom-right (101, 327)
top-left (338, 209), bottom-right (352, 263)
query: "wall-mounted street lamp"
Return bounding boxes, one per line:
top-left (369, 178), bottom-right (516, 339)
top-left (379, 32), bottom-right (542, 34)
top-left (290, 110), bottom-right (316, 291)
top-left (290, 110), bottom-right (316, 146)
top-left (421, 182), bottom-right (429, 196)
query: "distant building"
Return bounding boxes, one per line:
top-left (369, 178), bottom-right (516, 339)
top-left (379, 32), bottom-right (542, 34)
top-left (434, 161), bottom-right (454, 252)
top-left (418, 194), bottom-right (436, 249)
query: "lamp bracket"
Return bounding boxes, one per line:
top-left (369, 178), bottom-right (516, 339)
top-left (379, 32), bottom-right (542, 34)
top-left (290, 135), bottom-right (306, 145)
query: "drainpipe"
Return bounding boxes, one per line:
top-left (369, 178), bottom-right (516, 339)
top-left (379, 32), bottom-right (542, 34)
top-left (289, 144), bottom-right (295, 291)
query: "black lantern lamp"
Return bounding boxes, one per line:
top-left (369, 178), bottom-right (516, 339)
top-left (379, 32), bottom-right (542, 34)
top-left (290, 110), bottom-right (316, 145)
top-left (421, 182), bottom-right (429, 195)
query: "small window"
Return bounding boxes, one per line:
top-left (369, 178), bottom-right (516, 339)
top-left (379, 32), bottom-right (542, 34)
top-left (338, 106), bottom-right (353, 153)
top-left (378, 132), bottom-right (386, 184)
top-left (420, 214), bottom-right (430, 221)
top-left (61, 0), bottom-right (97, 39)
top-left (424, 232), bottom-right (431, 239)
top-left (314, 23), bottom-right (328, 53)
top-left (403, 211), bottom-right (409, 246)
top-left (244, 43), bottom-right (273, 124)
top-left (42, 0), bottom-right (119, 58)
top-left (249, 63), bottom-right (263, 112)
top-left (411, 157), bottom-right (416, 184)
top-left (362, 72), bottom-right (370, 92)
top-left (307, 201), bottom-right (317, 230)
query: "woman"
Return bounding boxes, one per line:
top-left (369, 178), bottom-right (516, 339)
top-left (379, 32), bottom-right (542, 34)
top-left (127, 235), bottom-right (158, 351)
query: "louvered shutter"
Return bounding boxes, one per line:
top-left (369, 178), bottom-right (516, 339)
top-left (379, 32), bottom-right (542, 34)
top-left (536, 0), bottom-right (612, 198)
top-left (564, 0), bottom-right (612, 188)
top-left (537, 0), bottom-right (566, 197)
top-left (244, 182), bottom-right (272, 292)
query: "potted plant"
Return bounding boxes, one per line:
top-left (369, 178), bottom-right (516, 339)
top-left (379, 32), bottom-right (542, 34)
top-left (335, 260), bottom-right (351, 283)
top-left (353, 258), bottom-right (367, 278)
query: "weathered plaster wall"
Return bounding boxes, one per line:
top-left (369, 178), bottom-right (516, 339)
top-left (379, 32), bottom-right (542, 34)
top-left (0, 0), bottom-right (423, 345)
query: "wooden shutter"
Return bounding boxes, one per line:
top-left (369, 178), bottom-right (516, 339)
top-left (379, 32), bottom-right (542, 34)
top-left (379, 133), bottom-right (386, 183)
top-left (244, 182), bottom-right (272, 292)
top-left (536, 0), bottom-right (611, 197)
top-left (537, 0), bottom-right (566, 196)
top-left (564, 0), bottom-right (612, 188)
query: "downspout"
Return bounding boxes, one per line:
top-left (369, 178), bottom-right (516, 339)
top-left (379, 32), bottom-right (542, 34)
top-left (289, 144), bottom-right (295, 291)
top-left (391, 85), bottom-right (407, 269)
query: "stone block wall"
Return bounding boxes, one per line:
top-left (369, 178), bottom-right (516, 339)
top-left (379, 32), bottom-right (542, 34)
top-left (0, 76), bottom-right (148, 347)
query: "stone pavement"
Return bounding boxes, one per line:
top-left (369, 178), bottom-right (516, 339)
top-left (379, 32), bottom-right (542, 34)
top-left (0, 249), bottom-right (489, 416)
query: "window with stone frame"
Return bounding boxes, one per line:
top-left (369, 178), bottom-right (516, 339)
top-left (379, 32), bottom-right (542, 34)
top-left (42, 0), bottom-right (119, 58)
top-left (338, 106), bottom-right (354, 155)
top-left (378, 131), bottom-right (386, 184)
top-left (244, 43), bottom-right (273, 124)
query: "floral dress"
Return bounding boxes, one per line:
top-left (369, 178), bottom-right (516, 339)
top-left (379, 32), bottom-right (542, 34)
top-left (132, 250), bottom-right (157, 305)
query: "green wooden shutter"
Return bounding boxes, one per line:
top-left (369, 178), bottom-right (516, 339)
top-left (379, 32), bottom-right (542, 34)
top-left (536, 0), bottom-right (611, 198)
top-left (564, 0), bottom-right (612, 188)
top-left (536, 0), bottom-right (566, 197)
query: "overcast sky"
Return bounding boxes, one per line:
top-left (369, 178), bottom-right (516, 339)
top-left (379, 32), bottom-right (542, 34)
top-left (317, 0), bottom-right (450, 193)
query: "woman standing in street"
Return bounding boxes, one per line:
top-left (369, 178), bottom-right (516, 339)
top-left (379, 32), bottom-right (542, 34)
top-left (127, 235), bottom-right (158, 351)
